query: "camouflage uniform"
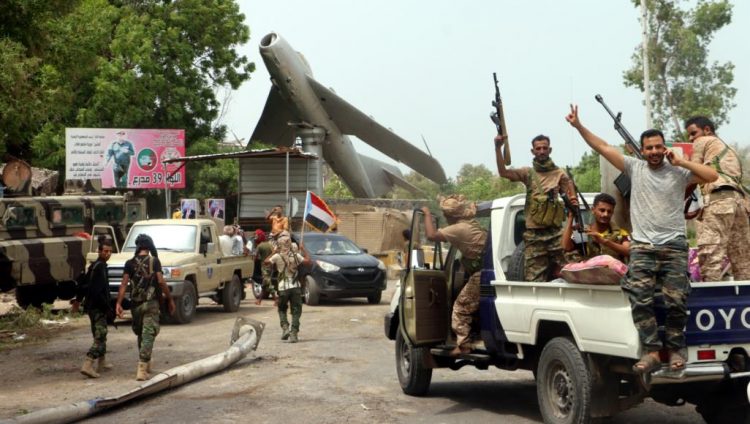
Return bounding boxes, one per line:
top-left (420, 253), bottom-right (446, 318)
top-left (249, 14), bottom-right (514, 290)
top-left (622, 238), bottom-right (690, 351)
top-left (691, 135), bottom-right (750, 281)
top-left (565, 225), bottom-right (630, 263)
top-left (76, 259), bottom-right (110, 360)
top-left (256, 241), bottom-right (276, 297)
top-left (125, 254), bottom-right (163, 362)
top-left (268, 238), bottom-right (305, 338)
top-left (87, 310), bottom-right (108, 359)
top-left (436, 195), bottom-right (487, 350)
top-left (501, 162), bottom-right (577, 282)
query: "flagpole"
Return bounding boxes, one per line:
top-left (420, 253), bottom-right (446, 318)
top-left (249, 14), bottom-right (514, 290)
top-left (300, 190), bottom-right (309, 246)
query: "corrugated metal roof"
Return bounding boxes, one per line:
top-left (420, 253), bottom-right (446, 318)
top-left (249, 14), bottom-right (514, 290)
top-left (162, 147), bottom-right (318, 164)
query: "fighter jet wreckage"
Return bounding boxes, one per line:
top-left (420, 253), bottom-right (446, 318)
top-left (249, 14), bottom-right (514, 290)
top-left (249, 32), bottom-right (447, 198)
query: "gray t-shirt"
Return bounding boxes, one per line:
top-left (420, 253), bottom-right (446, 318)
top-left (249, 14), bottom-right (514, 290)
top-left (624, 156), bottom-right (692, 244)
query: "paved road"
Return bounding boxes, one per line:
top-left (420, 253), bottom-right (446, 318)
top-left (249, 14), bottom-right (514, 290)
top-left (1, 280), bottom-right (705, 423)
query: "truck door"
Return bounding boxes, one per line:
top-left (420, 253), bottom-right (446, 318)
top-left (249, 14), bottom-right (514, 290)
top-left (399, 209), bottom-right (449, 346)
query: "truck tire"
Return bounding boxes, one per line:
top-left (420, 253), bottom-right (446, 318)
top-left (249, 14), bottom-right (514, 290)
top-left (367, 291), bottom-right (382, 305)
top-left (304, 275), bottom-right (320, 306)
top-left (537, 337), bottom-right (593, 424)
top-left (507, 241), bottom-right (525, 281)
top-left (222, 274), bottom-right (242, 312)
top-left (395, 330), bottom-right (432, 396)
top-left (171, 281), bottom-right (197, 324)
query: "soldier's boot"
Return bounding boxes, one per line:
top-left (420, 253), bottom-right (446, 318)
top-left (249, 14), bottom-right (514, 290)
top-left (80, 357), bottom-right (100, 378)
top-left (136, 361), bottom-right (150, 381)
top-left (289, 332), bottom-right (298, 343)
top-left (281, 325), bottom-right (290, 340)
top-left (97, 355), bottom-right (114, 373)
top-left (146, 360), bottom-right (151, 373)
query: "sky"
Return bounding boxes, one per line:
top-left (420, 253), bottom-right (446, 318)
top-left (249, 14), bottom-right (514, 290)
top-left (221, 0), bottom-right (750, 181)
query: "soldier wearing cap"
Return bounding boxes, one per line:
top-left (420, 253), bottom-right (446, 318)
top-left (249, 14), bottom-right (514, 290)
top-left (422, 195), bottom-right (487, 356)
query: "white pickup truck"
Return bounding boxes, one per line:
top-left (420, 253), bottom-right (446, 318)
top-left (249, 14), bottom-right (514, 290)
top-left (384, 194), bottom-right (750, 423)
top-left (107, 219), bottom-right (253, 324)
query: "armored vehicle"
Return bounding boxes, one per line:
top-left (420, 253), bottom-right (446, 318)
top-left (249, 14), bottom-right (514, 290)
top-left (0, 194), bottom-right (145, 308)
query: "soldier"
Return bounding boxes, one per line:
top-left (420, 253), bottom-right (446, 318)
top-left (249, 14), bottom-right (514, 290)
top-left (254, 229), bottom-right (277, 305)
top-left (264, 232), bottom-right (311, 343)
top-left (685, 116), bottom-right (750, 281)
top-left (566, 104), bottom-right (718, 373)
top-left (266, 205), bottom-right (289, 239)
top-left (72, 238), bottom-right (114, 378)
top-left (494, 134), bottom-right (577, 281)
top-left (105, 130), bottom-right (135, 188)
top-left (115, 234), bottom-right (176, 380)
top-left (422, 195), bottom-right (487, 356)
top-left (562, 193), bottom-right (631, 262)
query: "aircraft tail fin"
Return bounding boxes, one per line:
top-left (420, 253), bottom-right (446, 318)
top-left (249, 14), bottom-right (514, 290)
top-left (358, 154), bottom-right (423, 197)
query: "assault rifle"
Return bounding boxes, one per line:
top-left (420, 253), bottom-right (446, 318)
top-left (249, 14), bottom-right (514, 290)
top-left (564, 167), bottom-right (592, 258)
top-left (595, 94), bottom-right (641, 198)
top-left (491, 73), bottom-right (511, 165)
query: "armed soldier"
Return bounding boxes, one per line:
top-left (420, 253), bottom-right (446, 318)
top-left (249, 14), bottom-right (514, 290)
top-left (72, 238), bottom-right (114, 378)
top-left (566, 104), bottom-right (718, 373)
top-left (494, 134), bottom-right (577, 281)
top-left (562, 193), bottom-right (630, 262)
top-left (253, 229), bottom-right (277, 306)
top-left (115, 234), bottom-right (176, 380)
top-left (685, 116), bottom-right (750, 281)
top-left (422, 195), bottom-right (487, 356)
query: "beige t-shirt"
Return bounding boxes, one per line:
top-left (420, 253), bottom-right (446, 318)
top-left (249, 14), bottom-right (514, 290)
top-left (502, 166), bottom-right (576, 229)
top-left (268, 251), bottom-right (305, 291)
top-left (438, 219), bottom-right (487, 260)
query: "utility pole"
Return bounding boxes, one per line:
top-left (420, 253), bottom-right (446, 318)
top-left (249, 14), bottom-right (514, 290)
top-left (641, 0), bottom-right (653, 128)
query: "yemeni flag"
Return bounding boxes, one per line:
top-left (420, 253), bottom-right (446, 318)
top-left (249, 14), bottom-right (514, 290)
top-left (304, 191), bottom-right (337, 232)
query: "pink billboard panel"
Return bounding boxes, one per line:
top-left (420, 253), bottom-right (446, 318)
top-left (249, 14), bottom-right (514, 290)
top-left (65, 128), bottom-right (186, 189)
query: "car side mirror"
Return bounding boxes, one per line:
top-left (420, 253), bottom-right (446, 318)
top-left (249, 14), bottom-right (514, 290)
top-left (362, 248), bottom-right (368, 254)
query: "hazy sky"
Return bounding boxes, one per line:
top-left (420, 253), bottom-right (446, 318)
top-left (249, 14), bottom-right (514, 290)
top-left (222, 0), bottom-right (749, 180)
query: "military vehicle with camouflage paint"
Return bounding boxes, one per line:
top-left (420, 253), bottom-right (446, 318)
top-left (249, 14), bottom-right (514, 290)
top-left (0, 193), bottom-right (146, 308)
top-left (107, 219), bottom-right (253, 324)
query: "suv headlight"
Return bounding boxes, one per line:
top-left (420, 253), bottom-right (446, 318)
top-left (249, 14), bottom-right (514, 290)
top-left (162, 267), bottom-right (182, 279)
top-left (315, 260), bottom-right (340, 273)
top-left (377, 260), bottom-right (386, 271)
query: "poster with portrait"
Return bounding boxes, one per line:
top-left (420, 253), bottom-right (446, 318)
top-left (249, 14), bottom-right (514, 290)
top-left (180, 198), bottom-right (199, 219)
top-left (65, 128), bottom-right (185, 189)
top-left (206, 199), bottom-right (226, 220)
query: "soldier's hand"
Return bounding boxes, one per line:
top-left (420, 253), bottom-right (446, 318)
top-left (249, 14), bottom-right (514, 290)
top-left (665, 149), bottom-right (682, 167)
top-left (565, 104), bottom-right (582, 129)
top-left (421, 206), bottom-right (430, 215)
top-left (494, 135), bottom-right (507, 147)
top-left (70, 300), bottom-right (80, 314)
top-left (115, 302), bottom-right (124, 318)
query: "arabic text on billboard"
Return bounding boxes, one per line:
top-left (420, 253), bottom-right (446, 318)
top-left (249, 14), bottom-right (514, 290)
top-left (65, 128), bottom-right (185, 189)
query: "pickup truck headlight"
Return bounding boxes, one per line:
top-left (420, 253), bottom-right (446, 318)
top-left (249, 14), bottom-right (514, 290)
top-left (315, 260), bottom-right (340, 273)
top-left (377, 260), bottom-right (386, 271)
top-left (162, 267), bottom-right (182, 279)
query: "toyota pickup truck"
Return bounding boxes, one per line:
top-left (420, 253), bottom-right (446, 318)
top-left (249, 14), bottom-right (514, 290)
top-left (107, 219), bottom-right (252, 324)
top-left (384, 194), bottom-right (750, 423)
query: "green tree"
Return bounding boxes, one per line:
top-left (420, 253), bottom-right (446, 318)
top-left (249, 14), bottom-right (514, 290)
top-left (568, 151), bottom-right (601, 193)
top-left (624, 0), bottom-right (735, 140)
top-left (0, 0), bottom-right (253, 185)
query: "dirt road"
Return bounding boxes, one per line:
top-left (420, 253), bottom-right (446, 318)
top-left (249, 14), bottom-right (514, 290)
top-left (0, 281), bottom-right (705, 423)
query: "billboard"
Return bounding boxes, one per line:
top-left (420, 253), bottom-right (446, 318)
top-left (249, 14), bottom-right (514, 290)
top-left (65, 128), bottom-right (185, 189)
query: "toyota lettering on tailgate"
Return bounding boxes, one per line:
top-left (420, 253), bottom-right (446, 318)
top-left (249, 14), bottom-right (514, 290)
top-left (683, 283), bottom-right (750, 346)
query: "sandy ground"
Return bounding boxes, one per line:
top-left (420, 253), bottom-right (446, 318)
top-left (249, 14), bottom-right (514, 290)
top-left (0, 281), bottom-right (705, 423)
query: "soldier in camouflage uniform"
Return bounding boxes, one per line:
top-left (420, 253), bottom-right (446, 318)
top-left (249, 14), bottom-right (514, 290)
top-left (264, 232), bottom-right (311, 343)
top-left (115, 234), bottom-right (176, 381)
top-left (567, 105), bottom-right (718, 373)
top-left (253, 229), bottom-right (277, 305)
top-left (422, 195), bottom-right (487, 356)
top-left (495, 134), bottom-right (577, 281)
top-left (562, 193), bottom-right (630, 262)
top-left (72, 238), bottom-right (114, 378)
top-left (685, 116), bottom-right (750, 282)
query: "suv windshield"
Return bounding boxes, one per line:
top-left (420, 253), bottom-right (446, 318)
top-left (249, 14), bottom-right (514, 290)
top-left (124, 225), bottom-right (196, 252)
top-left (306, 236), bottom-right (362, 255)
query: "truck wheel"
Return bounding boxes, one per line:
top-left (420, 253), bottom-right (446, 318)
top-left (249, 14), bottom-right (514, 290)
top-left (15, 286), bottom-right (33, 309)
top-left (395, 330), bottom-right (432, 396)
top-left (367, 291), bottom-right (382, 304)
top-left (222, 274), bottom-right (242, 312)
top-left (171, 281), bottom-right (197, 324)
top-left (304, 275), bottom-right (320, 306)
top-left (537, 337), bottom-right (593, 424)
top-left (507, 241), bottom-right (525, 281)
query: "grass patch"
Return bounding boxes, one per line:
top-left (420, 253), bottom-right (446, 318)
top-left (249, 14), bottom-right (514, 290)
top-left (0, 304), bottom-right (77, 350)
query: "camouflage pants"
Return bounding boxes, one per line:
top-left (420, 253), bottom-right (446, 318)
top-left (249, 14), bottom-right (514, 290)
top-left (261, 264), bottom-right (277, 297)
top-left (524, 227), bottom-right (566, 282)
top-left (696, 195), bottom-right (750, 281)
top-left (622, 238), bottom-right (690, 352)
top-left (86, 308), bottom-right (108, 359)
top-left (278, 287), bottom-right (302, 334)
top-left (452, 271), bottom-right (481, 348)
top-left (131, 300), bottom-right (161, 362)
